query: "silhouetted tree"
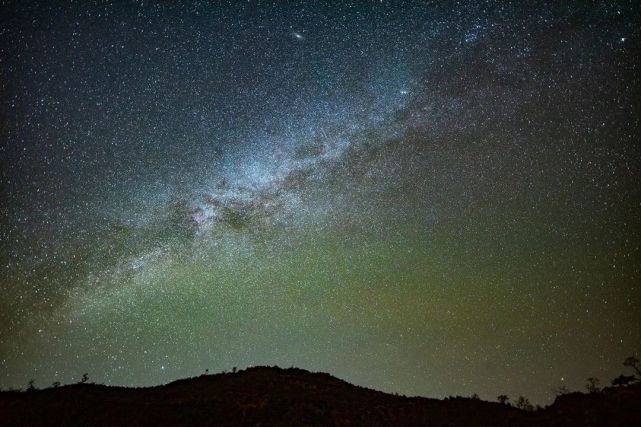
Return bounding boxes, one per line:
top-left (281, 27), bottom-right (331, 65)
top-left (52, 381), bottom-right (61, 388)
top-left (612, 374), bottom-right (636, 387)
top-left (80, 373), bottom-right (89, 384)
top-left (586, 377), bottom-right (600, 393)
top-left (497, 394), bottom-right (509, 404)
top-left (623, 356), bottom-right (641, 378)
top-left (515, 396), bottom-right (534, 411)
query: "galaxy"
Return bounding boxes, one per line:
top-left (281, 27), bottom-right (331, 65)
top-left (1, 1), bottom-right (640, 403)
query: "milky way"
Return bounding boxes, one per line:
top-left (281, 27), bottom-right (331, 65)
top-left (1, 1), bottom-right (640, 403)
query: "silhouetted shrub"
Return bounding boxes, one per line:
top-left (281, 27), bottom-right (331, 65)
top-left (515, 396), bottom-right (534, 411)
top-left (586, 377), bottom-right (600, 393)
top-left (553, 385), bottom-right (571, 396)
top-left (497, 394), bottom-right (509, 404)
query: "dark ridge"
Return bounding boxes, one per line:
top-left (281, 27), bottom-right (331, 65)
top-left (1, 366), bottom-right (640, 426)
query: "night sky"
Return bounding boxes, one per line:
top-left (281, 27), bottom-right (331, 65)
top-left (1, 1), bottom-right (640, 403)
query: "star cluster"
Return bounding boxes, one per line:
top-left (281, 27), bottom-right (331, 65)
top-left (1, 1), bottom-right (640, 403)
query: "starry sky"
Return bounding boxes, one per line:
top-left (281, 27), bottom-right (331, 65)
top-left (1, 1), bottom-right (640, 403)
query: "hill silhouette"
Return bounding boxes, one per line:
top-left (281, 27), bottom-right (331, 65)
top-left (1, 366), bottom-right (640, 426)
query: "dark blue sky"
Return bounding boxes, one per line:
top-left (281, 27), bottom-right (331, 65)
top-left (1, 1), bottom-right (640, 403)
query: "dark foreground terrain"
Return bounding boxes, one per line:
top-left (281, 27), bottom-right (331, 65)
top-left (1, 367), bottom-right (640, 426)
